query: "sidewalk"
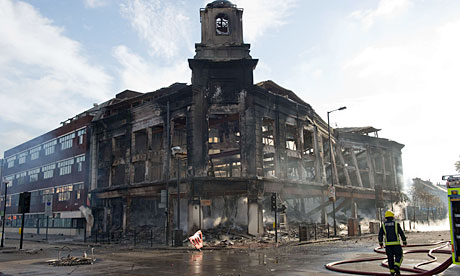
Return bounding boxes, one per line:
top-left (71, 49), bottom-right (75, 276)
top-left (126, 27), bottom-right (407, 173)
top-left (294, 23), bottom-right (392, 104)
top-left (1, 230), bottom-right (382, 253)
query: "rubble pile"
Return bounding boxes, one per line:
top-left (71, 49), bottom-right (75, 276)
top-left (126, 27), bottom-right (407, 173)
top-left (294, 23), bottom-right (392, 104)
top-left (200, 223), bottom-right (304, 248)
top-left (202, 226), bottom-right (259, 247)
top-left (129, 225), bottom-right (164, 243)
top-left (47, 246), bottom-right (95, 266)
top-left (47, 256), bottom-right (94, 266)
top-left (95, 226), bottom-right (165, 245)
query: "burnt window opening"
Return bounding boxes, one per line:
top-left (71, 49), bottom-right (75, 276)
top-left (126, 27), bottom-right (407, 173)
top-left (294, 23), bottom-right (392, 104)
top-left (263, 154), bottom-right (275, 178)
top-left (286, 124), bottom-right (300, 179)
top-left (322, 137), bottom-right (330, 159)
top-left (285, 124), bottom-right (298, 151)
top-left (303, 129), bottom-right (314, 156)
top-left (151, 125), bottom-right (164, 151)
top-left (98, 140), bottom-right (112, 163)
top-left (216, 14), bottom-right (229, 35)
top-left (212, 158), bottom-right (241, 178)
top-left (302, 159), bottom-right (315, 180)
top-left (342, 148), bottom-right (352, 168)
top-left (172, 117), bottom-right (187, 149)
top-left (262, 118), bottom-right (275, 177)
top-left (208, 113), bottom-right (241, 178)
top-left (262, 118), bottom-right (274, 146)
top-left (287, 156), bottom-right (300, 179)
top-left (302, 128), bottom-right (316, 181)
top-left (97, 167), bottom-right (110, 188)
top-left (113, 135), bottom-right (128, 159)
top-left (150, 125), bottom-right (164, 180)
top-left (134, 161), bottom-right (146, 183)
top-left (171, 117), bottom-right (187, 179)
top-left (373, 152), bottom-right (383, 172)
top-left (384, 152), bottom-right (391, 172)
top-left (112, 164), bottom-right (126, 186)
top-left (134, 129), bottom-right (147, 154)
top-left (354, 148), bottom-right (367, 169)
top-left (322, 137), bottom-right (332, 183)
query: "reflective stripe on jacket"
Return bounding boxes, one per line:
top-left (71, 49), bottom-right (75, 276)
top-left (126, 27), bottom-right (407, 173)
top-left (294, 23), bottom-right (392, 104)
top-left (378, 219), bottom-right (406, 246)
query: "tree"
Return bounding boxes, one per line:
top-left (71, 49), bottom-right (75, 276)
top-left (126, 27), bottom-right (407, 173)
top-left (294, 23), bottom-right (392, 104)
top-left (410, 178), bottom-right (446, 222)
top-left (455, 158), bottom-right (460, 172)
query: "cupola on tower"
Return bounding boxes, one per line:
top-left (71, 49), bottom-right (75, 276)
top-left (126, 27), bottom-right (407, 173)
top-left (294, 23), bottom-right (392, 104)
top-left (188, 0), bottom-right (258, 179)
top-left (189, 0), bottom-right (258, 94)
top-left (194, 0), bottom-right (251, 60)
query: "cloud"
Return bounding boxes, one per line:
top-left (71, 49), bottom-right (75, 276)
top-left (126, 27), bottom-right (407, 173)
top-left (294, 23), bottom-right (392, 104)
top-left (113, 45), bottom-right (190, 92)
top-left (335, 17), bottom-right (460, 182)
top-left (120, 0), bottom-right (192, 58)
top-left (0, 128), bottom-right (35, 154)
top-left (232, 0), bottom-right (297, 42)
top-left (349, 0), bottom-right (412, 29)
top-left (0, 0), bottom-right (113, 131)
top-left (83, 0), bottom-right (108, 8)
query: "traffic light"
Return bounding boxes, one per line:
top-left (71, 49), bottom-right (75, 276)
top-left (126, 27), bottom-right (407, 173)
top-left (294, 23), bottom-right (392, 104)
top-left (18, 192), bottom-right (31, 214)
top-left (271, 193), bottom-right (277, 212)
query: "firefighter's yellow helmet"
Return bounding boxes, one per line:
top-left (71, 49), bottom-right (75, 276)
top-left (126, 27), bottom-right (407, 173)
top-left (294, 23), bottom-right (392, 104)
top-left (385, 210), bottom-right (394, 218)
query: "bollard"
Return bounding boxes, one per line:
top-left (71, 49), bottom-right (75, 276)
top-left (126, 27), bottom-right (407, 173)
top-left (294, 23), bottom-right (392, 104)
top-left (306, 225), bottom-right (309, 241)
top-left (150, 228), bottom-right (153, 247)
top-left (327, 223), bottom-right (330, 238)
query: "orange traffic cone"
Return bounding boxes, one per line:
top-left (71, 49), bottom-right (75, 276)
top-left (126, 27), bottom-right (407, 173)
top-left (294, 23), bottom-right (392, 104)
top-left (189, 230), bottom-right (203, 250)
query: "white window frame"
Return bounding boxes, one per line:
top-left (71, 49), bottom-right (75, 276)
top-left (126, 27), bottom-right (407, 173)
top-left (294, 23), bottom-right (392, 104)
top-left (78, 129), bottom-right (86, 145)
top-left (7, 156), bottom-right (16, 168)
top-left (59, 133), bottom-right (75, 150)
top-left (58, 159), bottom-right (74, 176)
top-left (56, 184), bottom-right (73, 201)
top-left (44, 140), bottom-right (57, 156)
top-left (76, 155), bottom-right (85, 172)
top-left (42, 164), bottom-right (56, 179)
top-left (18, 152), bottom-right (27, 164)
top-left (15, 171), bottom-right (27, 185)
top-left (28, 168), bottom-right (40, 182)
top-left (30, 146), bottom-right (41, 160)
top-left (41, 188), bottom-right (54, 203)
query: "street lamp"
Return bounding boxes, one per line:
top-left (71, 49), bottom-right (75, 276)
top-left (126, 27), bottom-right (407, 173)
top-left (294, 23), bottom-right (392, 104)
top-left (1, 180), bottom-right (9, 247)
top-left (327, 106), bottom-right (346, 236)
top-left (171, 146), bottom-right (186, 246)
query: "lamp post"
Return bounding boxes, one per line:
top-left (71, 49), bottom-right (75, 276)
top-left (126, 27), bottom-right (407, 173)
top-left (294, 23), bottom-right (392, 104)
top-left (327, 106), bottom-right (346, 236)
top-left (1, 181), bottom-right (9, 247)
top-left (171, 146), bottom-right (186, 246)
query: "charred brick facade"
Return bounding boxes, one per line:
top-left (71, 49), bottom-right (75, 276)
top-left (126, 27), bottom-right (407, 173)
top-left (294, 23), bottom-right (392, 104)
top-left (2, 1), bottom-right (405, 241)
top-left (89, 1), bottom-right (405, 241)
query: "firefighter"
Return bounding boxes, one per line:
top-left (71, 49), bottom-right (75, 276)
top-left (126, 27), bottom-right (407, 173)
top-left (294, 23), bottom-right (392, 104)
top-left (378, 210), bottom-right (407, 275)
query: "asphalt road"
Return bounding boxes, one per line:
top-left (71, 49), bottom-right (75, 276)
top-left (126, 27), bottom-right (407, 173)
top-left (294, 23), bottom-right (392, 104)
top-left (1, 231), bottom-right (459, 275)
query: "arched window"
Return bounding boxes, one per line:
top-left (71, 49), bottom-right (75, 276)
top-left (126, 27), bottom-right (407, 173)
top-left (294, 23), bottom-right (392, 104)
top-left (216, 14), bottom-right (229, 35)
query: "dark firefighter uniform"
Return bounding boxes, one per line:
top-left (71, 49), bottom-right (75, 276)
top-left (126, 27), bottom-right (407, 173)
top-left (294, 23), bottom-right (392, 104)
top-left (378, 211), bottom-right (407, 275)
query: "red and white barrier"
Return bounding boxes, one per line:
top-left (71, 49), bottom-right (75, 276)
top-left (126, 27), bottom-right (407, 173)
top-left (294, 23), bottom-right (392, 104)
top-left (189, 230), bottom-right (203, 250)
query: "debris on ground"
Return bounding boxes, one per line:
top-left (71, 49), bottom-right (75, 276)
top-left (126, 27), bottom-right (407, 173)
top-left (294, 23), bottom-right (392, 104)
top-left (25, 248), bottom-right (43, 254)
top-left (46, 246), bottom-right (95, 266)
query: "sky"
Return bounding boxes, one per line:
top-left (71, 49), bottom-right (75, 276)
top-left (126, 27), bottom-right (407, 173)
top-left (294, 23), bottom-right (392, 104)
top-left (1, 0), bottom-right (459, 186)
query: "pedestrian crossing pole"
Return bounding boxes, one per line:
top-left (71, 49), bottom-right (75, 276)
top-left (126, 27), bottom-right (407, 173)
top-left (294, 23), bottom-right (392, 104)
top-left (1, 181), bottom-right (8, 247)
top-left (271, 193), bottom-right (278, 243)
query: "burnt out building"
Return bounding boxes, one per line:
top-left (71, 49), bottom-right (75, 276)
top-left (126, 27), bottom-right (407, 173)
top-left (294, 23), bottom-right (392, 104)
top-left (90, 0), bottom-right (405, 240)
